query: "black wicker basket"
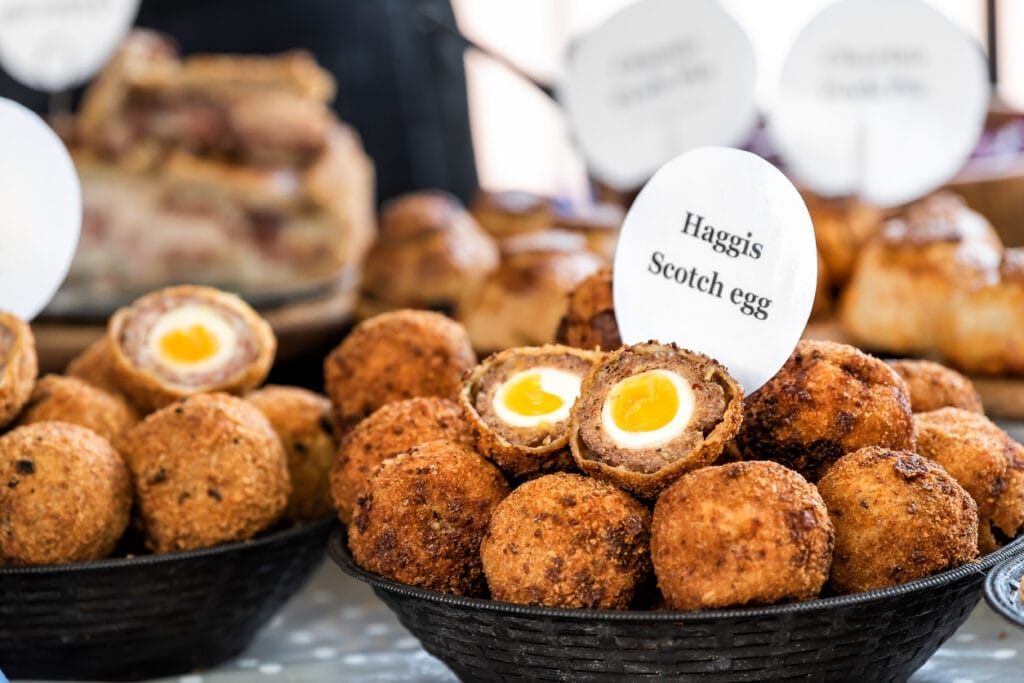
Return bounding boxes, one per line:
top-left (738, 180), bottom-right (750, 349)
top-left (0, 516), bottom-right (335, 681)
top-left (984, 550), bottom-right (1024, 629)
top-left (330, 528), bottom-right (1024, 682)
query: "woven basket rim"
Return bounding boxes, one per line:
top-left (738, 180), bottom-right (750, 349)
top-left (329, 527), bottom-right (1024, 621)
top-left (0, 515), bottom-right (336, 575)
top-left (983, 550), bottom-right (1024, 629)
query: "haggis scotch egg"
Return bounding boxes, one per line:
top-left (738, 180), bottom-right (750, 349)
top-left (460, 345), bottom-right (602, 478)
top-left (108, 285), bottom-right (275, 412)
top-left (0, 312), bottom-right (37, 429)
top-left (569, 342), bottom-right (743, 499)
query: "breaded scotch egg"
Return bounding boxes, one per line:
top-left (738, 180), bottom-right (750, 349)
top-left (460, 344), bottom-right (602, 478)
top-left (246, 385), bottom-right (338, 523)
top-left (481, 473), bottom-right (651, 609)
top-left (330, 396), bottom-right (474, 525)
top-left (914, 408), bottom-right (1024, 553)
top-left (817, 447), bottom-right (978, 594)
top-left (0, 312), bottom-right (37, 429)
top-left (887, 359), bottom-right (984, 414)
top-left (737, 340), bottom-right (915, 481)
top-left (555, 266), bottom-right (622, 352)
top-left (65, 336), bottom-right (128, 400)
top-left (1, 422), bottom-right (131, 565)
top-left (324, 310), bottom-right (476, 428)
top-left (651, 461), bottom-right (834, 609)
top-left (348, 440), bottom-right (509, 596)
top-left (108, 285), bottom-right (276, 412)
top-left (120, 392), bottom-right (290, 553)
top-left (17, 374), bottom-right (139, 450)
top-left (569, 342), bottom-right (743, 499)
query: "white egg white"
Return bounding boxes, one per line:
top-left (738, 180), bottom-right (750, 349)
top-left (491, 367), bottom-right (582, 429)
top-left (147, 304), bottom-right (238, 373)
top-left (600, 370), bottom-right (695, 449)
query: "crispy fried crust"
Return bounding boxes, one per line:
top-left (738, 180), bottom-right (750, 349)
top-left (0, 312), bottom-right (37, 429)
top-left (18, 375), bottom-right (139, 450)
top-left (569, 342), bottom-right (743, 499)
top-left (246, 385), bottom-right (338, 523)
top-left (651, 461), bottom-right (833, 609)
top-left (817, 447), bottom-right (978, 594)
top-left (914, 407), bottom-right (1024, 552)
top-left (348, 440), bottom-right (509, 596)
top-left (460, 345), bottom-right (602, 478)
top-left (120, 393), bottom-right (290, 552)
top-left (481, 472), bottom-right (651, 609)
top-left (555, 266), bottom-right (622, 352)
top-left (887, 359), bottom-right (984, 414)
top-left (737, 340), bottom-right (915, 481)
top-left (65, 336), bottom-right (130, 401)
top-left (324, 310), bottom-right (476, 428)
top-left (0, 422), bottom-right (131, 564)
top-left (361, 191), bottom-right (499, 310)
top-left (330, 397), bottom-right (474, 525)
top-left (108, 285), bottom-right (276, 412)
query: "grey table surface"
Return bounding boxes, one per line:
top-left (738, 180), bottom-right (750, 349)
top-left (15, 425), bottom-right (1024, 683)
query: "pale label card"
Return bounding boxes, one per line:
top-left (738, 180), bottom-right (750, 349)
top-left (613, 147), bottom-right (817, 393)
top-left (0, 0), bottom-right (140, 92)
top-left (0, 98), bottom-right (81, 320)
top-left (768, 0), bottom-right (989, 207)
top-left (560, 0), bottom-right (757, 191)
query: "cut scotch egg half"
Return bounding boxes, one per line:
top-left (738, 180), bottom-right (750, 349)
top-left (107, 285), bottom-right (276, 411)
top-left (0, 311), bottom-right (37, 428)
top-left (569, 342), bottom-right (744, 500)
top-left (460, 344), bottom-right (603, 478)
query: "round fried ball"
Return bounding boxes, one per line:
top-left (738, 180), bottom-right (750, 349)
top-left (651, 461), bottom-right (833, 609)
top-left (481, 472), bottom-right (651, 609)
top-left (65, 336), bottom-right (129, 401)
top-left (555, 266), bottom-right (621, 352)
top-left (817, 446), bottom-right (978, 594)
top-left (246, 385), bottom-right (338, 523)
top-left (887, 359), bottom-right (983, 414)
top-left (0, 422), bottom-right (131, 564)
top-left (18, 374), bottom-right (139, 449)
top-left (331, 396), bottom-right (474, 524)
top-left (914, 407), bottom-right (1024, 552)
top-left (0, 312), bottom-right (37, 429)
top-left (737, 340), bottom-right (915, 481)
top-left (120, 392), bottom-right (290, 552)
top-left (348, 439), bottom-right (509, 596)
top-left (324, 310), bottom-right (476, 428)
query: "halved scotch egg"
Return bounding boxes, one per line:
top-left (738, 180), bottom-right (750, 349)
top-left (0, 312), bottom-right (37, 429)
top-left (460, 344), bottom-right (603, 478)
top-left (108, 285), bottom-right (276, 412)
top-left (569, 342), bottom-right (743, 499)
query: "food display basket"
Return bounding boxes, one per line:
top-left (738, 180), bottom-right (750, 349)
top-left (0, 516), bottom-right (336, 681)
top-left (331, 528), bottom-right (1024, 682)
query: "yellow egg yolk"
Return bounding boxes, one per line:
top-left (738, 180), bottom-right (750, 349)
top-left (502, 373), bottom-right (565, 417)
top-left (158, 325), bottom-right (220, 365)
top-left (608, 372), bottom-right (679, 433)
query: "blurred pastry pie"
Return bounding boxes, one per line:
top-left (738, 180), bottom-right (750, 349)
top-left (839, 193), bottom-right (1002, 355)
top-left (52, 31), bottom-right (374, 312)
top-left (803, 194), bottom-right (884, 287)
top-left (940, 248), bottom-right (1024, 375)
top-left (457, 231), bottom-right (603, 352)
top-left (470, 190), bottom-right (553, 238)
top-left (360, 191), bottom-right (498, 314)
top-left (552, 202), bottom-right (623, 261)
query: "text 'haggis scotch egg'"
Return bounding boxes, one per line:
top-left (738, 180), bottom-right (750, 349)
top-left (108, 285), bottom-right (276, 411)
top-left (569, 342), bottom-right (744, 499)
top-left (461, 345), bottom-right (603, 477)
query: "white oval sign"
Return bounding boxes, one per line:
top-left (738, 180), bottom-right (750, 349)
top-left (768, 0), bottom-right (989, 207)
top-left (613, 147), bottom-right (817, 393)
top-left (0, 98), bottom-right (81, 320)
top-left (560, 0), bottom-right (757, 191)
top-left (0, 0), bottom-right (140, 92)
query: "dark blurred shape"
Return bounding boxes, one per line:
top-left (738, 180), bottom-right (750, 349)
top-left (0, 0), bottom-right (477, 205)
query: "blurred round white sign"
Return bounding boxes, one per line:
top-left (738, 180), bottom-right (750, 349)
top-left (613, 147), bottom-right (817, 393)
top-left (768, 0), bottom-right (989, 207)
top-left (0, 98), bottom-right (81, 320)
top-left (0, 0), bottom-right (140, 92)
top-left (560, 0), bottom-right (757, 191)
